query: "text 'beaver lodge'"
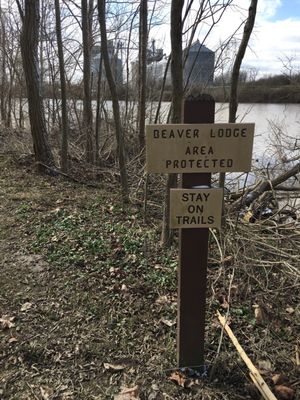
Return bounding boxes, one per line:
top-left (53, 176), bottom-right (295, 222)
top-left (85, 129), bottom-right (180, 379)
top-left (146, 123), bottom-right (255, 173)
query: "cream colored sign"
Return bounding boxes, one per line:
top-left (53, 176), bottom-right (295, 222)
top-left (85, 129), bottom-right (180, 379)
top-left (170, 188), bottom-right (223, 229)
top-left (146, 123), bottom-right (254, 173)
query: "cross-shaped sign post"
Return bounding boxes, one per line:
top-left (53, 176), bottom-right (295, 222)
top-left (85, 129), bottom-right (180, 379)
top-left (146, 95), bottom-right (255, 370)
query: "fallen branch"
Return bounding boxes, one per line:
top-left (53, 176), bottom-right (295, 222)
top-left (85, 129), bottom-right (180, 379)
top-left (217, 311), bottom-right (277, 400)
top-left (35, 161), bottom-right (118, 188)
top-left (274, 185), bottom-right (300, 192)
top-left (230, 162), bottom-right (300, 211)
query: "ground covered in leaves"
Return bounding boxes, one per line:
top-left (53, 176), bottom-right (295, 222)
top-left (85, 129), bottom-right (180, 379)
top-left (0, 153), bottom-right (299, 399)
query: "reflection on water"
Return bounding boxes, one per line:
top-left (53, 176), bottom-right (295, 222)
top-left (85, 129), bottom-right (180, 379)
top-left (146, 101), bottom-right (300, 159)
top-left (146, 101), bottom-right (300, 188)
top-left (215, 103), bottom-right (300, 160)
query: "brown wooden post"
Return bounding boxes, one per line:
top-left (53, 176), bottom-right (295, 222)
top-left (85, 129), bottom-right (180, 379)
top-left (177, 94), bottom-right (215, 369)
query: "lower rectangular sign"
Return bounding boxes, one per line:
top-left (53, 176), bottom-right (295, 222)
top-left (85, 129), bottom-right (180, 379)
top-left (170, 188), bottom-right (223, 229)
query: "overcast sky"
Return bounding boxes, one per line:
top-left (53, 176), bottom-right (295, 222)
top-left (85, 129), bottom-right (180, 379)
top-left (150, 0), bottom-right (300, 77)
top-left (3, 0), bottom-right (299, 78)
top-left (243, 0), bottom-right (300, 76)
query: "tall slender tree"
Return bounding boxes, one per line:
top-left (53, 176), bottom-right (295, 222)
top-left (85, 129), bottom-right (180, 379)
top-left (55, 0), bottom-right (69, 173)
top-left (0, 4), bottom-right (8, 125)
top-left (219, 0), bottom-right (258, 189)
top-left (161, 0), bottom-right (184, 246)
top-left (82, 0), bottom-right (94, 163)
top-left (229, 0), bottom-right (258, 123)
top-left (137, 0), bottom-right (148, 152)
top-left (16, 0), bottom-right (55, 171)
top-left (98, 0), bottom-right (129, 202)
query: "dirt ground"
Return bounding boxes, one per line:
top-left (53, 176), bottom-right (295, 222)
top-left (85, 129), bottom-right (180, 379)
top-left (0, 154), bottom-right (299, 400)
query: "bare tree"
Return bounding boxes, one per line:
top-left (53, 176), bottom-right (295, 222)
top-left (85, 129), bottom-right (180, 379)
top-left (161, 0), bottom-right (184, 247)
top-left (94, 56), bottom-right (103, 164)
top-left (55, 0), bottom-right (69, 172)
top-left (0, 4), bottom-right (8, 125)
top-left (219, 0), bottom-right (258, 189)
top-left (137, 0), bottom-right (148, 152)
top-left (82, 0), bottom-right (94, 163)
top-left (16, 0), bottom-right (55, 171)
top-left (98, 0), bottom-right (129, 202)
top-left (229, 0), bottom-right (258, 123)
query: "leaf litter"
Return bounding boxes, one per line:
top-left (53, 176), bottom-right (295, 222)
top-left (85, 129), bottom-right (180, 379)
top-left (0, 154), bottom-right (299, 399)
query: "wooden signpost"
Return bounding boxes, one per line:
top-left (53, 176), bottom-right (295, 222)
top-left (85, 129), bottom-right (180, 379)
top-left (146, 95), bottom-right (254, 370)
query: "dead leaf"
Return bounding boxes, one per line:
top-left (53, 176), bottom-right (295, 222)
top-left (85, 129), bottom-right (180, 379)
top-left (50, 207), bottom-right (62, 214)
top-left (74, 344), bottom-right (80, 354)
top-left (0, 316), bottom-right (15, 330)
top-left (60, 391), bottom-right (74, 400)
top-left (218, 294), bottom-right (229, 309)
top-left (103, 363), bottom-right (125, 372)
top-left (121, 284), bottom-right (129, 292)
top-left (222, 255), bottom-right (234, 266)
top-left (253, 304), bottom-right (269, 325)
top-left (169, 371), bottom-right (187, 387)
top-left (286, 307), bottom-right (295, 314)
top-left (8, 337), bottom-right (18, 344)
top-left (109, 267), bottom-right (121, 277)
top-left (273, 385), bottom-right (295, 400)
top-left (40, 386), bottom-right (53, 400)
top-left (161, 318), bottom-right (176, 327)
top-left (155, 295), bottom-right (169, 305)
top-left (257, 359), bottom-right (272, 374)
top-left (61, 391), bottom-right (74, 400)
top-left (272, 374), bottom-right (288, 386)
top-left (20, 302), bottom-right (33, 312)
top-left (243, 211), bottom-right (253, 223)
top-left (168, 371), bottom-right (198, 389)
top-left (114, 385), bottom-right (139, 400)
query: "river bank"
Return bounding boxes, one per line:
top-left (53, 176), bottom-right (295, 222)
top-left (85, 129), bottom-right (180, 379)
top-left (0, 150), bottom-right (299, 399)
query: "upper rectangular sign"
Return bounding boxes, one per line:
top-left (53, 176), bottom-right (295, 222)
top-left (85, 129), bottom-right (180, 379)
top-left (146, 123), bottom-right (255, 173)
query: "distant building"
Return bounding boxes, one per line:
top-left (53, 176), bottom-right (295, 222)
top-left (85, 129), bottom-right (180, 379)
top-left (144, 40), bottom-right (215, 88)
top-left (183, 40), bottom-right (215, 87)
top-left (91, 41), bottom-right (123, 85)
top-left (147, 60), bottom-right (171, 86)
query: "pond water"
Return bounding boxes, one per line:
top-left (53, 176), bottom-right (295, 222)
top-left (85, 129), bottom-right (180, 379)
top-left (146, 102), bottom-right (300, 189)
top-left (214, 103), bottom-right (300, 161)
top-left (151, 102), bottom-right (300, 160)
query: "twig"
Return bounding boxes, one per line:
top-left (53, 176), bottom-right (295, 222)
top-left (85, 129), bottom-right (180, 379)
top-left (25, 382), bottom-right (40, 400)
top-left (296, 345), bottom-right (300, 366)
top-left (209, 228), bottom-right (223, 263)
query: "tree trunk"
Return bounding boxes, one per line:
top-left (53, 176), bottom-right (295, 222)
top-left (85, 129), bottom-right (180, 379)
top-left (55, 0), bottom-right (69, 173)
top-left (17, 0), bottom-right (55, 171)
top-left (219, 0), bottom-right (258, 189)
top-left (98, 0), bottom-right (129, 202)
top-left (137, 0), bottom-right (147, 152)
top-left (229, 0), bottom-right (258, 123)
top-left (95, 57), bottom-right (103, 164)
top-left (82, 0), bottom-right (94, 163)
top-left (0, 5), bottom-right (7, 125)
top-left (161, 0), bottom-right (184, 247)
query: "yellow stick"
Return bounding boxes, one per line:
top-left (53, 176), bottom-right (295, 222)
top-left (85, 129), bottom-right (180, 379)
top-left (217, 311), bottom-right (277, 400)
